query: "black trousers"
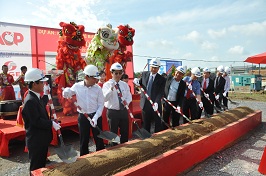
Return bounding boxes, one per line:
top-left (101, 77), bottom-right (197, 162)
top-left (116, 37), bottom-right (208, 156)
top-left (183, 98), bottom-right (199, 123)
top-left (222, 92), bottom-right (228, 108)
top-left (214, 92), bottom-right (223, 110)
top-left (28, 144), bottom-right (48, 171)
top-left (107, 108), bottom-right (129, 144)
top-left (198, 96), bottom-right (214, 117)
top-left (78, 113), bottom-right (105, 156)
top-left (142, 101), bottom-right (163, 133)
top-left (163, 101), bottom-right (181, 130)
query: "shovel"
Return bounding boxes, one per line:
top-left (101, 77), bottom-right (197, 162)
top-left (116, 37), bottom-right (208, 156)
top-left (137, 85), bottom-right (174, 130)
top-left (227, 97), bottom-right (239, 106)
top-left (162, 97), bottom-right (192, 123)
top-left (46, 91), bottom-right (78, 163)
top-left (74, 102), bottom-right (120, 144)
top-left (114, 84), bottom-right (151, 139)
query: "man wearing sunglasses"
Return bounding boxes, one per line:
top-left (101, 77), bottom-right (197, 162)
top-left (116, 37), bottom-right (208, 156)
top-left (62, 65), bottom-right (105, 156)
top-left (22, 68), bottom-right (61, 172)
top-left (102, 62), bottom-right (132, 145)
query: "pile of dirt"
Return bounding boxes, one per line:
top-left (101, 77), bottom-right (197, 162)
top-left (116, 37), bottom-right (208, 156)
top-left (43, 107), bottom-right (254, 176)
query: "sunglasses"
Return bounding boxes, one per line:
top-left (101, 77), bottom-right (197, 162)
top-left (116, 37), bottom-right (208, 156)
top-left (113, 72), bottom-right (123, 75)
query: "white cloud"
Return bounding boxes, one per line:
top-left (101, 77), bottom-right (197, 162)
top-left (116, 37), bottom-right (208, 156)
top-left (228, 21), bottom-right (266, 36)
top-left (182, 53), bottom-right (193, 59)
top-left (228, 46), bottom-right (244, 54)
top-left (181, 31), bottom-right (201, 43)
top-left (201, 41), bottom-right (218, 51)
top-left (208, 28), bottom-right (227, 39)
top-left (147, 40), bottom-right (174, 49)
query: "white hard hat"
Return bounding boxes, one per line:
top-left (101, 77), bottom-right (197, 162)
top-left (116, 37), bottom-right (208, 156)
top-left (24, 68), bottom-right (48, 82)
top-left (217, 65), bottom-right (224, 73)
top-left (149, 58), bottom-right (161, 67)
top-left (191, 67), bottom-right (201, 77)
top-left (176, 66), bottom-right (185, 74)
top-left (203, 67), bottom-right (211, 73)
top-left (224, 66), bottom-right (231, 74)
top-left (110, 62), bottom-right (123, 71)
top-left (83, 65), bottom-right (100, 79)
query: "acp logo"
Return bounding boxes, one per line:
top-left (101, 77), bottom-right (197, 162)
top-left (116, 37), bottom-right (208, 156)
top-left (0, 31), bottom-right (24, 46)
top-left (4, 61), bottom-right (17, 71)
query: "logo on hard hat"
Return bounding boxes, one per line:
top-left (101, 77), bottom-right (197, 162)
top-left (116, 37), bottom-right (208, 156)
top-left (4, 61), bottom-right (17, 71)
top-left (116, 65), bottom-right (122, 69)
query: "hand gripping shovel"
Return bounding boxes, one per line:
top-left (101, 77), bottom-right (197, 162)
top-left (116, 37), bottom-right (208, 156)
top-left (74, 102), bottom-right (120, 144)
top-left (114, 84), bottom-right (151, 139)
top-left (187, 85), bottom-right (211, 118)
top-left (46, 90), bottom-right (78, 163)
top-left (200, 88), bottom-right (220, 114)
top-left (213, 92), bottom-right (227, 111)
top-left (162, 97), bottom-right (192, 123)
top-left (136, 84), bottom-right (174, 130)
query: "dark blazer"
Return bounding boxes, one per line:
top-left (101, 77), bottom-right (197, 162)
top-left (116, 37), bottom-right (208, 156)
top-left (139, 71), bottom-right (165, 109)
top-left (200, 78), bottom-right (215, 100)
top-left (214, 76), bottom-right (226, 94)
top-left (164, 74), bottom-right (186, 106)
top-left (22, 91), bottom-right (53, 148)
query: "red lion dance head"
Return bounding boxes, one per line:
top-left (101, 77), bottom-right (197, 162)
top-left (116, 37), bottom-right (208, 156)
top-left (56, 22), bottom-right (87, 115)
top-left (106, 25), bottom-right (135, 80)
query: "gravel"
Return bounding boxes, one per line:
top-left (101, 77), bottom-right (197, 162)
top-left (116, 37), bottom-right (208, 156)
top-left (0, 100), bottom-right (265, 176)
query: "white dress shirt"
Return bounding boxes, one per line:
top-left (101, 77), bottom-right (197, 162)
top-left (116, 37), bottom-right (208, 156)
top-left (167, 78), bottom-right (180, 101)
top-left (102, 79), bottom-right (132, 110)
top-left (223, 75), bottom-right (230, 93)
top-left (202, 78), bottom-right (209, 88)
top-left (70, 81), bottom-right (104, 120)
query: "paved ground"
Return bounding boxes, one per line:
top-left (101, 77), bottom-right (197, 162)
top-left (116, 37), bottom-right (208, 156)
top-left (184, 101), bottom-right (266, 176)
top-left (0, 100), bottom-right (265, 176)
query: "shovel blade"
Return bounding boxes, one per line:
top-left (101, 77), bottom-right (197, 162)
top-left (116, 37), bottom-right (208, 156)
top-left (98, 131), bottom-right (120, 144)
top-left (133, 128), bottom-right (152, 139)
top-left (55, 144), bottom-right (78, 163)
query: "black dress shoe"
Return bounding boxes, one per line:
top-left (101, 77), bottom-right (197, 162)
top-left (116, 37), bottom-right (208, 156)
top-left (46, 159), bottom-right (51, 164)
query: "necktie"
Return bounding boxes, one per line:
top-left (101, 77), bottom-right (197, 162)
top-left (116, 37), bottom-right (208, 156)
top-left (116, 83), bottom-right (124, 110)
top-left (186, 83), bottom-right (192, 99)
top-left (203, 79), bottom-right (207, 89)
top-left (147, 75), bottom-right (153, 96)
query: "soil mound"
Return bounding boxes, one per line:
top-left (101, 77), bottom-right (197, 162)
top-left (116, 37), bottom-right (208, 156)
top-left (43, 106), bottom-right (254, 176)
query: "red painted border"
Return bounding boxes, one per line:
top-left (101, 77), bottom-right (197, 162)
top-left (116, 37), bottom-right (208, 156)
top-left (114, 110), bottom-right (262, 176)
top-left (32, 110), bottom-right (261, 176)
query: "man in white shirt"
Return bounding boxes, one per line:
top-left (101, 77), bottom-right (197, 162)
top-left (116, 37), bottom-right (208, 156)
top-left (163, 66), bottom-right (186, 129)
top-left (62, 65), bottom-right (105, 156)
top-left (222, 66), bottom-right (231, 109)
top-left (102, 62), bottom-right (132, 145)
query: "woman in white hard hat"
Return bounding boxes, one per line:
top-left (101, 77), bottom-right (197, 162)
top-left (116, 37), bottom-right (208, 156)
top-left (134, 58), bottom-right (165, 133)
top-left (62, 65), bottom-right (105, 156)
top-left (182, 67), bottom-right (203, 123)
top-left (102, 62), bottom-right (132, 145)
top-left (22, 68), bottom-right (61, 172)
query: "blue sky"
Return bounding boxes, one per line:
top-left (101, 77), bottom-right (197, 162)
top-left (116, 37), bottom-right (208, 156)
top-left (1, 0), bottom-right (266, 72)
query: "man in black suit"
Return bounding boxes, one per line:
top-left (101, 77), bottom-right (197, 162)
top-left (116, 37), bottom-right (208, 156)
top-left (163, 66), bottom-right (186, 129)
top-left (214, 65), bottom-right (226, 111)
top-left (135, 58), bottom-right (165, 133)
top-left (198, 67), bottom-right (215, 116)
top-left (22, 68), bottom-right (61, 172)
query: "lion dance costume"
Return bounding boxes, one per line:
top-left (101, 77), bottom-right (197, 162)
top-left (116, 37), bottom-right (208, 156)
top-left (55, 22), bottom-right (87, 115)
top-left (106, 24), bottom-right (135, 80)
top-left (85, 24), bottom-right (119, 71)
